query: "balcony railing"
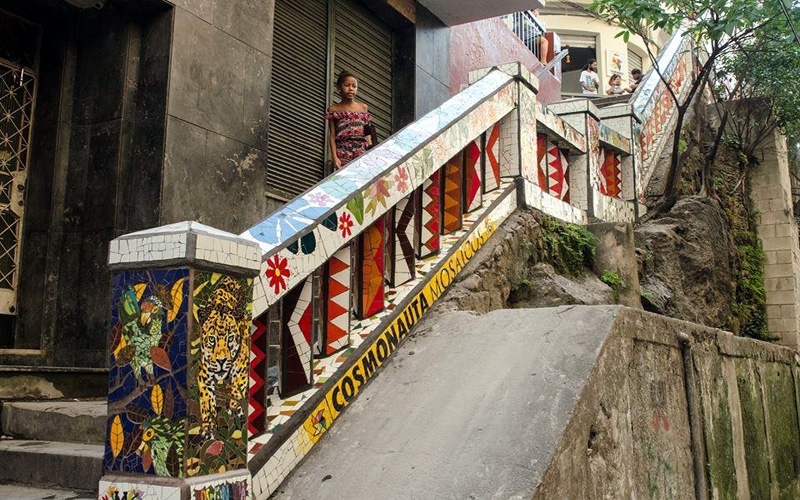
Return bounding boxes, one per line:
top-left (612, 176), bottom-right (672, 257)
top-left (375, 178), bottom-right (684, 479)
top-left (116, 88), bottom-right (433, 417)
top-left (501, 10), bottom-right (547, 63)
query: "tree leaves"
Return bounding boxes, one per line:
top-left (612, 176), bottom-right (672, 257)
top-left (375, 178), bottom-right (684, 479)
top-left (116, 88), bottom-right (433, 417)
top-left (110, 416), bottom-right (124, 459)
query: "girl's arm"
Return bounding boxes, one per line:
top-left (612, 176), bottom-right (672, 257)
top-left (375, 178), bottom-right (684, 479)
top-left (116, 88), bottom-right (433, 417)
top-left (328, 117), bottom-right (341, 169)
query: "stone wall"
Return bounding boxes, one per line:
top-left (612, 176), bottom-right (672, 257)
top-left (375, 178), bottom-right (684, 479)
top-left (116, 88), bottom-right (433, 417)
top-left (533, 307), bottom-right (800, 499)
top-left (751, 131), bottom-right (800, 347)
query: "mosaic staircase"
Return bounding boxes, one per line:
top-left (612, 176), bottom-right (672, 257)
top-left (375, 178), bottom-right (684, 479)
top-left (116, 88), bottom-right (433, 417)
top-left (97, 31), bottom-right (695, 500)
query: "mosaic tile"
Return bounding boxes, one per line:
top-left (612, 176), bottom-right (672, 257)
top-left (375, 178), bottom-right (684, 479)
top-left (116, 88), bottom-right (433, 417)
top-left (105, 268), bottom-right (190, 478)
top-left (484, 123), bottom-right (501, 192)
top-left (599, 122), bottom-right (632, 154)
top-left (99, 479), bottom-right (182, 500)
top-left (248, 184), bottom-right (518, 499)
top-left (324, 246), bottom-right (351, 356)
top-left (187, 272), bottom-right (253, 477)
top-left (391, 196), bottom-right (416, 287)
top-left (249, 317), bottom-right (268, 436)
top-left (599, 148), bottom-right (622, 199)
top-left (280, 275), bottom-right (314, 396)
top-left (357, 218), bottom-right (386, 318)
top-left (442, 154), bottom-right (463, 234)
top-left (418, 173), bottom-right (441, 258)
top-left (465, 139), bottom-right (483, 213)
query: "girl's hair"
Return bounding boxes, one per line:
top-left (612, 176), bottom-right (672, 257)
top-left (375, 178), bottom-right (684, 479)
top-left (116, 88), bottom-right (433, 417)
top-left (336, 70), bottom-right (358, 87)
top-left (608, 74), bottom-right (621, 85)
top-left (582, 58), bottom-right (597, 71)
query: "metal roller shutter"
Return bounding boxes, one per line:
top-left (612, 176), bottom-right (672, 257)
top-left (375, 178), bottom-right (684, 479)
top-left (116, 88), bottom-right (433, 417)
top-left (268, 0), bottom-right (329, 195)
top-left (628, 48), bottom-right (643, 72)
top-left (333, 0), bottom-right (393, 142)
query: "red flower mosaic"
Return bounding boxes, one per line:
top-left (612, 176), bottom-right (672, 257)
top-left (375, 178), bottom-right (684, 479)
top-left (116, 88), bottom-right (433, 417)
top-left (394, 167), bottom-right (409, 193)
top-left (266, 255), bottom-right (290, 294)
top-left (339, 212), bottom-right (354, 238)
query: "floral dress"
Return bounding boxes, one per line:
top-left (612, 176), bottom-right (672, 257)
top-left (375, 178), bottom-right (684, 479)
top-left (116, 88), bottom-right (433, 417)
top-left (325, 110), bottom-right (372, 167)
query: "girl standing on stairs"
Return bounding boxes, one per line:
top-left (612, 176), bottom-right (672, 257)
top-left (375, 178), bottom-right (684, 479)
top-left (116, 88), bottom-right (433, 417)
top-left (325, 70), bottom-right (376, 169)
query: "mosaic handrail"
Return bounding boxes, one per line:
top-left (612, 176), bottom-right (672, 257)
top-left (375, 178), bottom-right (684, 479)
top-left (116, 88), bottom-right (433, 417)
top-left (101, 54), bottom-right (691, 498)
top-left (630, 29), bottom-right (694, 192)
top-left (241, 69), bottom-right (520, 317)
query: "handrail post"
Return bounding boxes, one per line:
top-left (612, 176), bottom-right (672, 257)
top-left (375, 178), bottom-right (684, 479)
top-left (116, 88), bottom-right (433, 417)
top-left (548, 99), bottom-right (601, 218)
top-left (599, 104), bottom-right (644, 219)
top-left (99, 222), bottom-right (261, 500)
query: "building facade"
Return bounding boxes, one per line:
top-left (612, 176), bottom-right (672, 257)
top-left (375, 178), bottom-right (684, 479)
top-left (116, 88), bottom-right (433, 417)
top-left (0, 0), bottom-right (553, 389)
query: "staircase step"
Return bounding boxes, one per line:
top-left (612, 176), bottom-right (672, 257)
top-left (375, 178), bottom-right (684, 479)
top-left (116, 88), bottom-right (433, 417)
top-left (0, 439), bottom-right (103, 491)
top-left (1, 400), bottom-right (106, 444)
top-left (0, 483), bottom-right (94, 499)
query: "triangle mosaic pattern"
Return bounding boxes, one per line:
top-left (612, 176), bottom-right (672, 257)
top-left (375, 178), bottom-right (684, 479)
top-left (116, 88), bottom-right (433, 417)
top-left (281, 276), bottom-right (314, 396)
top-left (484, 123), bottom-right (501, 193)
top-left (359, 218), bottom-right (385, 319)
top-left (324, 246), bottom-right (351, 356)
top-left (418, 173), bottom-right (441, 258)
top-left (465, 139), bottom-right (483, 213)
top-left (248, 317), bottom-right (268, 435)
top-left (599, 148), bottom-right (622, 198)
top-left (392, 196), bottom-right (416, 287)
top-left (442, 154), bottom-right (463, 234)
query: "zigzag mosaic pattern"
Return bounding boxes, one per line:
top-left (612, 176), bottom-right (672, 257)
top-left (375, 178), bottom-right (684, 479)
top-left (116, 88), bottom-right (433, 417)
top-left (465, 140), bottom-right (483, 213)
top-left (484, 123), bottom-right (501, 193)
top-left (392, 196), bottom-right (416, 287)
top-left (249, 317), bottom-right (268, 435)
top-left (324, 247), bottom-right (351, 356)
top-left (418, 173), bottom-right (441, 258)
top-left (358, 218), bottom-right (385, 318)
top-left (536, 133), bottom-right (549, 189)
top-left (599, 149), bottom-right (622, 198)
top-left (547, 141), bottom-right (569, 202)
top-left (281, 276), bottom-right (314, 396)
top-left (442, 154), bottom-right (463, 234)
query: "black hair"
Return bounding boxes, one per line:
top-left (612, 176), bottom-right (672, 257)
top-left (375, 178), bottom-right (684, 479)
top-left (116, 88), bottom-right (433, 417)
top-left (582, 58), bottom-right (597, 71)
top-left (631, 68), bottom-right (642, 76)
top-left (336, 70), bottom-right (358, 87)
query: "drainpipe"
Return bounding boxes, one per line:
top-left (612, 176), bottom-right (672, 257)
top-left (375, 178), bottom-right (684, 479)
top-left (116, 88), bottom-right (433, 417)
top-left (678, 331), bottom-right (709, 500)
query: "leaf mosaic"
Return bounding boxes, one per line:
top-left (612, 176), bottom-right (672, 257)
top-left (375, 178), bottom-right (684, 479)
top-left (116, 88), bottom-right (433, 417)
top-left (105, 268), bottom-right (190, 478)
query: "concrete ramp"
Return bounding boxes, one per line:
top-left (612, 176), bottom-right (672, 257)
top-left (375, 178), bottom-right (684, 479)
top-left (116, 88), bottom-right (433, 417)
top-left (272, 305), bottom-right (800, 499)
top-left (271, 306), bottom-right (619, 499)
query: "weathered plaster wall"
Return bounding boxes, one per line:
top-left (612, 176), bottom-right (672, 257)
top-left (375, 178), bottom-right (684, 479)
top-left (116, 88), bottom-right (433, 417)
top-left (534, 308), bottom-right (800, 500)
top-left (449, 18), bottom-right (562, 104)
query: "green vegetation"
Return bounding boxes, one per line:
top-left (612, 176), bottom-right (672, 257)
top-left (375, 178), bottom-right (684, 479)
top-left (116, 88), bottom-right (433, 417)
top-left (537, 216), bottom-right (597, 276)
top-left (600, 271), bottom-right (622, 302)
top-left (590, 0), bottom-right (800, 205)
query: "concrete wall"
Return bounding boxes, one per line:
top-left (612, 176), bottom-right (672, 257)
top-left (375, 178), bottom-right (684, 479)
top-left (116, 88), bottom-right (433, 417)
top-left (3, 1), bottom-right (173, 367)
top-left (534, 307), bottom-right (800, 499)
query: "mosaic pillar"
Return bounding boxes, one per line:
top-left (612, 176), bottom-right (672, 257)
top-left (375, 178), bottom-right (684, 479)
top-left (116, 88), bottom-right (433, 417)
top-left (599, 104), bottom-right (642, 214)
top-left (548, 100), bottom-right (601, 216)
top-left (100, 222), bottom-right (261, 500)
top-left (518, 85), bottom-right (539, 185)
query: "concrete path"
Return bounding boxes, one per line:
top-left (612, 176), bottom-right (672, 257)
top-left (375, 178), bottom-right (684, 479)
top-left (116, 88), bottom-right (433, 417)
top-left (271, 306), bottom-right (619, 499)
